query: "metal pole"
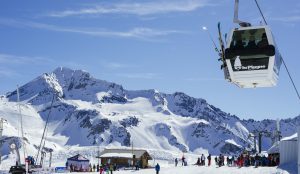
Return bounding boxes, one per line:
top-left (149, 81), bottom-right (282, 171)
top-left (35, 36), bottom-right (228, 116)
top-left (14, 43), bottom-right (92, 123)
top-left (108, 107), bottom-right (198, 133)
top-left (132, 141), bottom-right (134, 169)
top-left (258, 132), bottom-right (262, 153)
top-left (14, 139), bottom-right (21, 166)
top-left (0, 118), bottom-right (4, 165)
top-left (233, 0), bottom-right (251, 27)
top-left (98, 145), bottom-right (100, 165)
top-left (49, 150), bottom-right (53, 167)
top-left (254, 136), bottom-right (257, 153)
top-left (276, 119), bottom-right (281, 142)
top-left (96, 138), bottom-right (100, 165)
top-left (233, 0), bottom-right (240, 24)
top-left (17, 86), bottom-right (26, 163)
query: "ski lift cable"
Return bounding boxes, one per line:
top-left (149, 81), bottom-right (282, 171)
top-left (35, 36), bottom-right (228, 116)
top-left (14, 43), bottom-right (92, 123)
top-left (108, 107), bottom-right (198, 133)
top-left (254, 0), bottom-right (300, 103)
top-left (254, 0), bottom-right (268, 25)
top-left (282, 58), bottom-right (300, 102)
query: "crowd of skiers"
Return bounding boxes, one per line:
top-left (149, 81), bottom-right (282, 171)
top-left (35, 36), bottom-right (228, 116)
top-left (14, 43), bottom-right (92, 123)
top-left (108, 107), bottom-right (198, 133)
top-left (174, 153), bottom-right (279, 168)
top-left (174, 154), bottom-right (212, 167)
top-left (229, 153), bottom-right (280, 167)
top-left (68, 163), bottom-right (118, 173)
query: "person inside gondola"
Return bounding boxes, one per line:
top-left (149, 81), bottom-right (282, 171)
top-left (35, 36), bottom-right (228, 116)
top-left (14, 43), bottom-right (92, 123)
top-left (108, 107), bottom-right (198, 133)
top-left (257, 33), bottom-right (268, 48)
top-left (246, 35), bottom-right (257, 49)
top-left (233, 32), bottom-right (245, 50)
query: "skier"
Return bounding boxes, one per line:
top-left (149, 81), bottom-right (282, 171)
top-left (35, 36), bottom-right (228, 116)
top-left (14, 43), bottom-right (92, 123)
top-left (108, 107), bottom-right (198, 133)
top-left (221, 155), bottom-right (225, 166)
top-left (93, 164), bottom-right (96, 172)
top-left (214, 156), bottom-right (218, 165)
top-left (275, 156), bottom-right (279, 166)
top-left (110, 164), bottom-right (114, 174)
top-left (226, 156), bottom-right (230, 166)
top-left (106, 164), bottom-right (110, 174)
top-left (196, 158), bottom-right (200, 166)
top-left (201, 154), bottom-right (205, 166)
top-left (207, 154), bottom-right (211, 166)
top-left (181, 156), bottom-right (185, 166)
top-left (70, 164), bottom-right (73, 172)
top-left (218, 154), bottom-right (223, 167)
top-left (99, 165), bottom-right (103, 174)
top-left (239, 156), bottom-right (242, 167)
top-left (255, 154), bottom-right (260, 168)
top-left (175, 158), bottom-right (178, 167)
top-left (155, 163), bottom-right (160, 174)
top-left (231, 156), bottom-right (235, 167)
top-left (135, 161), bottom-right (139, 170)
top-left (97, 164), bottom-right (99, 172)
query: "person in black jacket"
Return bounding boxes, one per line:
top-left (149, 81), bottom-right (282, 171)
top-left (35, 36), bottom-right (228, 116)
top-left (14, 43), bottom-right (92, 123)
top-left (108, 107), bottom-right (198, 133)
top-left (175, 158), bottom-right (178, 167)
top-left (255, 154), bottom-right (260, 168)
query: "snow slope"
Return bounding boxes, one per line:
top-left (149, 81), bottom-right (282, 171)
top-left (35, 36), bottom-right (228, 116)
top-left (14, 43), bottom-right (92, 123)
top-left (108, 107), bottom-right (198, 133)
top-left (82, 165), bottom-right (289, 174)
top-left (0, 67), bottom-right (299, 171)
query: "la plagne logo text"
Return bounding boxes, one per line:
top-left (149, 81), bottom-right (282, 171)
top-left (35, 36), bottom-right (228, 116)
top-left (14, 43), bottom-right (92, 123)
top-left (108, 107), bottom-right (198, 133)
top-left (234, 65), bottom-right (266, 70)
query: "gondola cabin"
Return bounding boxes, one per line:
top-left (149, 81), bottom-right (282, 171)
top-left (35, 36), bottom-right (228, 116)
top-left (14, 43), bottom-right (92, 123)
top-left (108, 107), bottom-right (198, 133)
top-left (225, 26), bottom-right (282, 88)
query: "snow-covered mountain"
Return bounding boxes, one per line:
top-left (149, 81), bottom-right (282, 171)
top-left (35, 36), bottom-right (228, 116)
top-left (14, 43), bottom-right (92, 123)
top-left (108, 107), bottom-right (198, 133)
top-left (0, 67), bottom-right (299, 163)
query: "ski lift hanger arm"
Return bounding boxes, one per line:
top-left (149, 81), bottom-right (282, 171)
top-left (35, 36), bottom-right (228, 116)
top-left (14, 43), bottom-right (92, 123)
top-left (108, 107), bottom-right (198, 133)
top-left (234, 0), bottom-right (266, 26)
top-left (234, 0), bottom-right (251, 27)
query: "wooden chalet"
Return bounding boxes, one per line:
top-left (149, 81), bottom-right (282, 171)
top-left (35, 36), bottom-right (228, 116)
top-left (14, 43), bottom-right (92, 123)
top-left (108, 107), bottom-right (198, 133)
top-left (98, 148), bottom-right (152, 168)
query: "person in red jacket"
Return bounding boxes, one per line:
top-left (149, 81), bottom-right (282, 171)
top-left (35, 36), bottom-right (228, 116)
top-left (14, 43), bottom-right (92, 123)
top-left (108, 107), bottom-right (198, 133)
top-left (207, 154), bottom-right (211, 166)
top-left (99, 165), bottom-right (103, 174)
top-left (181, 156), bottom-right (185, 166)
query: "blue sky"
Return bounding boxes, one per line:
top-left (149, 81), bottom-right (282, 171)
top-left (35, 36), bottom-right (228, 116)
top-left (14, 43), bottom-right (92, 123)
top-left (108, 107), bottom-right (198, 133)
top-left (0, 0), bottom-right (299, 120)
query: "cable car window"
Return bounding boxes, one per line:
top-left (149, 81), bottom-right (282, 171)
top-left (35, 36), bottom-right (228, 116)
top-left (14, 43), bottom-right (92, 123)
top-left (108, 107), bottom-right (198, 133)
top-left (230, 28), bottom-right (268, 49)
top-left (225, 28), bottom-right (275, 59)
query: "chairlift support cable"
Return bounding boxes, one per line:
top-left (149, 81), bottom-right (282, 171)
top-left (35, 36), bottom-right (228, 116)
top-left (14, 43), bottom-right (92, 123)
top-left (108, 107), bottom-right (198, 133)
top-left (253, 0), bottom-right (300, 103)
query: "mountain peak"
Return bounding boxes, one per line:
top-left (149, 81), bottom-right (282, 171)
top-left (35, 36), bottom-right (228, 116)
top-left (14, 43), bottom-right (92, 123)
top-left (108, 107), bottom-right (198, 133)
top-left (6, 67), bottom-right (127, 104)
top-left (53, 66), bottom-right (89, 75)
top-left (52, 67), bottom-right (91, 82)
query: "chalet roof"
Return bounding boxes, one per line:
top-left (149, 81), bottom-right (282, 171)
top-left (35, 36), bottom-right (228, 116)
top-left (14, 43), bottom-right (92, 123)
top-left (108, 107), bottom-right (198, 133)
top-left (281, 133), bottom-right (297, 141)
top-left (67, 154), bottom-right (89, 161)
top-left (99, 148), bottom-right (152, 160)
top-left (100, 153), bottom-right (133, 158)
